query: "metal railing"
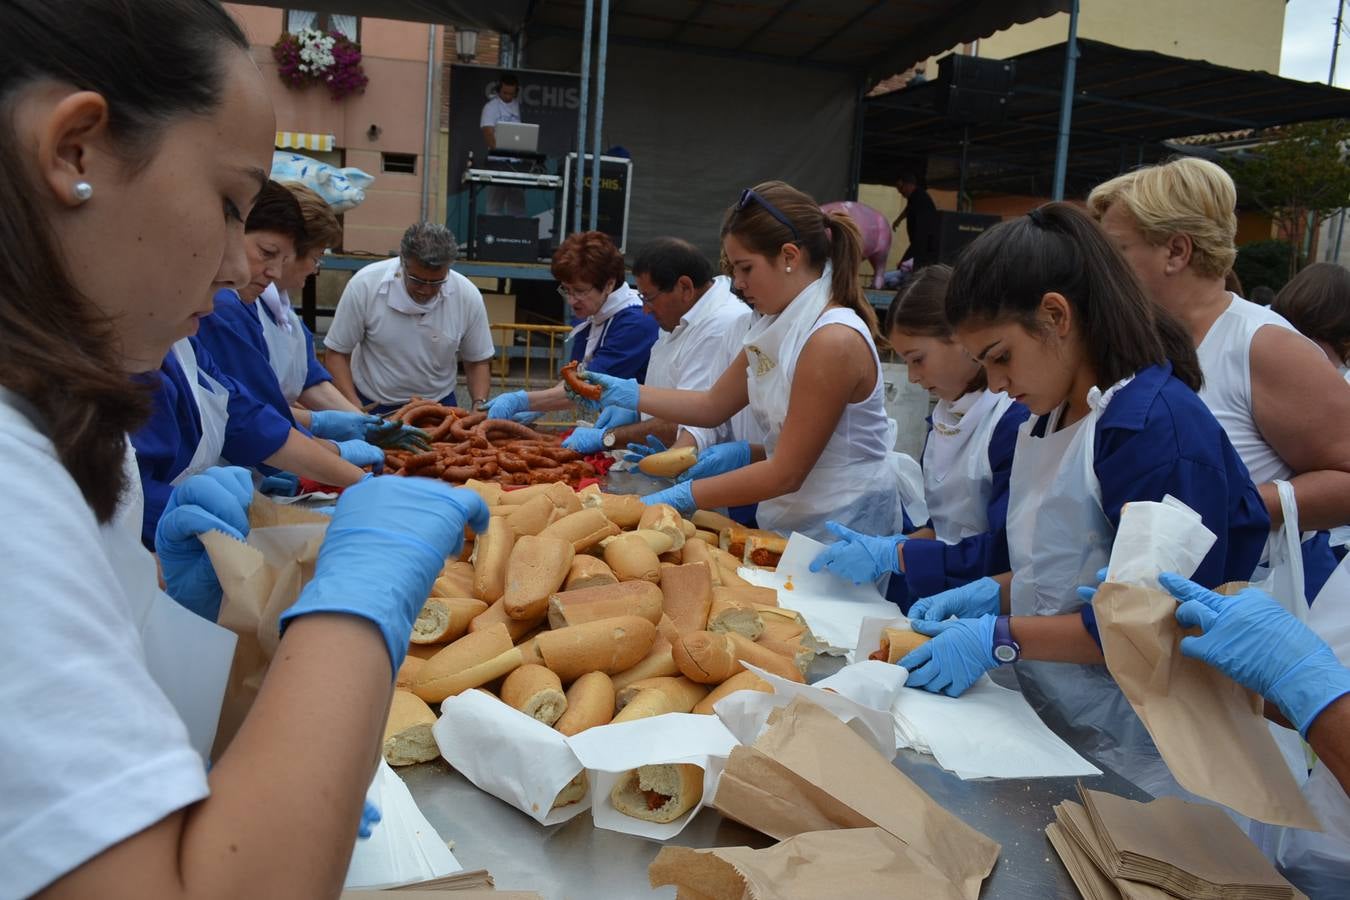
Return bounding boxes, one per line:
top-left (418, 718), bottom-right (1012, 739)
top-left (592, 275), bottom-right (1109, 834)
top-left (489, 322), bottom-right (575, 428)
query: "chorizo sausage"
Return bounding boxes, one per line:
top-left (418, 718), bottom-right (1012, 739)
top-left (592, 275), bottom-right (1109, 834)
top-left (561, 360), bottom-right (602, 401)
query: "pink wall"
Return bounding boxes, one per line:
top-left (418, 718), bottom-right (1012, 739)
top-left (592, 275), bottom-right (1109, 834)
top-left (224, 4), bottom-right (441, 253)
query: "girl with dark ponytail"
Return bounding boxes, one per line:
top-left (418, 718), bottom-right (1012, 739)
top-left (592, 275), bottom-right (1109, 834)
top-left (896, 202), bottom-right (1269, 799)
top-left (582, 180), bottom-right (905, 542)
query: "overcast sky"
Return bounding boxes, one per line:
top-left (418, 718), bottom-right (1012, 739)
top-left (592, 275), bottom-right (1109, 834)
top-left (1281, 0), bottom-right (1348, 85)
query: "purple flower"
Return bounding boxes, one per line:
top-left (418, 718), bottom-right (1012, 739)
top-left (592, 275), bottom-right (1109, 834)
top-left (271, 30), bottom-right (367, 101)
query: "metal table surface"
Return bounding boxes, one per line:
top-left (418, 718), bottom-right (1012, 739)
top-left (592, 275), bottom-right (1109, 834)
top-left (400, 655), bottom-right (1147, 899)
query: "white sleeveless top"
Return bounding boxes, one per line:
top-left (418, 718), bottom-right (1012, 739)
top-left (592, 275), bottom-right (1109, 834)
top-left (801, 308), bottom-right (891, 465)
top-left (1196, 294), bottom-right (1299, 484)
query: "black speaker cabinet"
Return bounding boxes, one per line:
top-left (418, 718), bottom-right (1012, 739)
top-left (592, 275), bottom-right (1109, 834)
top-left (938, 55), bottom-right (1015, 123)
top-left (937, 211), bottom-right (1002, 263)
top-left (475, 215), bottom-right (538, 263)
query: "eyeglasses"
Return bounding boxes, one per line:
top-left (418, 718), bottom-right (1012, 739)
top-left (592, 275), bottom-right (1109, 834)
top-left (404, 270), bottom-right (449, 288)
top-left (556, 284), bottom-right (599, 300)
top-left (637, 286), bottom-right (669, 305)
top-left (736, 188), bottom-right (800, 242)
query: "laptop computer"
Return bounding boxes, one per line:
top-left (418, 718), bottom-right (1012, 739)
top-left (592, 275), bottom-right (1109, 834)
top-left (494, 121), bottom-right (539, 153)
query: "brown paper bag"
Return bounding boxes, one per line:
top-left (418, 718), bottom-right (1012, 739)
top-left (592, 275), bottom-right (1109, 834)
top-left (201, 495), bottom-right (330, 759)
top-left (649, 827), bottom-right (966, 900)
top-left (1092, 582), bottom-right (1319, 829)
top-left (712, 698), bottom-right (999, 900)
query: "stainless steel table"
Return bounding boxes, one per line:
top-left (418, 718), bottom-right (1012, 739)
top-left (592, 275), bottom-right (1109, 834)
top-left (401, 661), bottom-right (1146, 899)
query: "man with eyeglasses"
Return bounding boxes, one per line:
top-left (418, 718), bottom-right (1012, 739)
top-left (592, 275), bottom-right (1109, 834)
top-left (324, 223), bottom-right (495, 415)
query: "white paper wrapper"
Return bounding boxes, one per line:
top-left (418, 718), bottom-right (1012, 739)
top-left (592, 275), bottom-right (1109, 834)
top-left (713, 663), bottom-right (900, 758)
top-left (891, 677), bottom-right (1101, 780)
top-left (344, 759), bottom-right (462, 889)
top-left (738, 533), bottom-right (902, 656)
top-left (432, 690), bottom-right (589, 826)
top-left (1105, 495), bottom-right (1215, 590)
top-left (566, 713), bottom-right (740, 841)
top-left (854, 615), bottom-right (914, 664)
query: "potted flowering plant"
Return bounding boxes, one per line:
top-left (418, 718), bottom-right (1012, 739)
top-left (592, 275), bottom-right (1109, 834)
top-left (273, 28), bottom-right (369, 101)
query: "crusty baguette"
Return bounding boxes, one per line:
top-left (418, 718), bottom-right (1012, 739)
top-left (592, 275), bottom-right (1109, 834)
top-left (608, 632), bottom-right (680, 691)
top-left (638, 446), bottom-right (698, 478)
top-left (743, 532), bottom-right (788, 569)
top-left (411, 596), bottom-right (488, 644)
top-left (553, 671), bottom-right (615, 736)
top-left (578, 485), bottom-right (646, 528)
top-left (505, 493), bottom-right (560, 537)
top-left (707, 546), bottom-right (752, 588)
top-left (726, 632), bottom-right (804, 683)
top-left (395, 655), bottom-right (426, 690)
top-left (659, 561), bottom-right (714, 633)
top-left (615, 676), bottom-right (708, 714)
top-left (679, 537), bottom-right (716, 580)
top-left (413, 624), bottom-right (523, 702)
top-left (692, 529), bottom-right (718, 545)
top-left (706, 596), bottom-right (764, 640)
top-left (552, 771), bottom-right (588, 809)
top-left (610, 764), bottom-right (703, 823)
top-left (469, 597), bottom-right (546, 641)
top-left (496, 483), bottom-right (553, 506)
top-left (603, 532), bottom-right (663, 583)
top-left (463, 478), bottom-right (505, 508)
top-left (500, 664), bottom-right (568, 725)
top-left (539, 507), bottom-right (620, 552)
top-left (692, 509), bottom-right (739, 534)
top-left (719, 524), bottom-right (751, 560)
top-left (383, 690), bottom-right (440, 766)
top-left (878, 626), bottom-right (930, 664)
top-left (503, 534), bottom-right (575, 620)
top-left (671, 630), bottom-right (742, 684)
top-left (539, 481), bottom-right (583, 515)
top-left (431, 560), bottom-right (476, 598)
top-left (564, 554), bottom-right (619, 591)
top-left (611, 687), bottom-right (672, 723)
top-left (755, 637), bottom-right (815, 677)
top-left (527, 615), bottom-right (658, 682)
top-left (405, 641), bottom-right (446, 661)
top-left (713, 583), bottom-right (779, 609)
top-left (638, 503), bottom-right (687, 551)
top-left (547, 580), bottom-right (664, 629)
top-left (471, 515), bottom-right (514, 602)
top-left (690, 670), bottom-right (773, 714)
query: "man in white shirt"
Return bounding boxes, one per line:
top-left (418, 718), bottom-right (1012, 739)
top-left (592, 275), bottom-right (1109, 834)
top-left (568, 238), bottom-right (761, 454)
top-left (479, 73), bottom-right (525, 216)
top-left (323, 223), bottom-right (494, 415)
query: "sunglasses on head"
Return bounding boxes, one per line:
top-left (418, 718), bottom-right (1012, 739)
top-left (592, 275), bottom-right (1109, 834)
top-left (736, 188), bottom-right (800, 242)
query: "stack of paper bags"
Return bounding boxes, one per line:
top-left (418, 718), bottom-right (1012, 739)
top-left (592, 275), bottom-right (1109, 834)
top-left (1047, 785), bottom-right (1304, 900)
top-left (705, 697), bottom-right (999, 900)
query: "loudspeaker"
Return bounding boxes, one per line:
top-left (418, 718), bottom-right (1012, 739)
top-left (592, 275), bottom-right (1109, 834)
top-left (938, 55), bottom-right (1015, 123)
top-left (475, 215), bottom-right (538, 262)
top-left (936, 211), bottom-right (1002, 263)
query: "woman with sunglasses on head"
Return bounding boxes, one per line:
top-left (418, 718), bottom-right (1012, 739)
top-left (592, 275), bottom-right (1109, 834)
top-left (574, 181), bottom-right (904, 542)
top-left (0, 2), bottom-right (489, 895)
top-left (487, 230), bottom-right (660, 423)
top-left (897, 204), bottom-right (1268, 796)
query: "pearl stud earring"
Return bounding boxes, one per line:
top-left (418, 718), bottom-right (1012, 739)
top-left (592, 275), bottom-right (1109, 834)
top-left (73, 181), bottom-right (93, 203)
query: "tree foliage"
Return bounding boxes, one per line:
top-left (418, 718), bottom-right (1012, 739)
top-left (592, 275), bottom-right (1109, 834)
top-left (1222, 118), bottom-right (1350, 275)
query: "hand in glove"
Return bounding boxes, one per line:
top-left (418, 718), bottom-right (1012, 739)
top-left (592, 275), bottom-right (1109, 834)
top-left (156, 467), bottom-right (253, 621)
top-left (1161, 572), bottom-right (1350, 736)
top-left (358, 800), bottom-right (382, 840)
top-left (902, 615), bottom-right (999, 697)
top-left (624, 435), bottom-right (668, 465)
top-left (676, 441), bottom-right (751, 483)
top-left (279, 477), bottom-right (490, 674)
top-left (485, 390), bottom-right (542, 424)
top-left (259, 472), bottom-right (301, 498)
top-left (808, 520), bottom-right (905, 584)
top-left (334, 439), bottom-right (385, 473)
top-left (569, 370), bottom-right (638, 414)
top-left (561, 427), bottom-right (604, 454)
top-left (908, 576), bottom-right (1001, 622)
top-left (596, 406), bottom-right (640, 431)
top-left (640, 481), bottom-right (696, 516)
top-left (308, 410), bottom-right (382, 442)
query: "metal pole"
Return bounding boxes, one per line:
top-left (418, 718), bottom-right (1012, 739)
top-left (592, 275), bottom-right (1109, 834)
top-left (958, 125), bottom-right (970, 211)
top-left (1331, 0), bottom-right (1344, 85)
top-left (1333, 209), bottom-right (1346, 264)
top-left (845, 75), bottom-right (866, 200)
top-left (420, 23), bottom-right (438, 221)
top-left (588, 0), bottom-right (612, 230)
top-left (1051, 0), bottom-right (1080, 201)
top-left (573, 0), bottom-right (595, 235)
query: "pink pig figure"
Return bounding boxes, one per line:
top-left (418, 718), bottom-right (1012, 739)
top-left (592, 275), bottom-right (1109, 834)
top-left (821, 200), bottom-right (893, 289)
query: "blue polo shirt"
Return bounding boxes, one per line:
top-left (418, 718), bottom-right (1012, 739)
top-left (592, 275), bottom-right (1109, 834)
top-left (196, 289), bottom-right (308, 433)
top-left (569, 305), bottom-right (660, 382)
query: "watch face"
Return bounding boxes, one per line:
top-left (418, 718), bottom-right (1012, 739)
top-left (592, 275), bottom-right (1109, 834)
top-left (994, 644), bottom-right (1018, 663)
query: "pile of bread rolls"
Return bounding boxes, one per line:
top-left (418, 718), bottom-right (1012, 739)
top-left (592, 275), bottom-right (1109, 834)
top-left (382, 480), bottom-right (815, 819)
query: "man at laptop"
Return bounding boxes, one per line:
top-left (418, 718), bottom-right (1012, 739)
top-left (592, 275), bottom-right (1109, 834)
top-left (480, 73), bottom-right (525, 216)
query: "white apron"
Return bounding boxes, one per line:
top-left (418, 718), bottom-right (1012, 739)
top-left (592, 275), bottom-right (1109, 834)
top-left (255, 288), bottom-right (309, 404)
top-left (744, 269), bottom-right (898, 541)
top-left (923, 390), bottom-right (1011, 543)
top-left (170, 338), bottom-right (230, 486)
top-left (1006, 377), bottom-right (1177, 796)
top-left (111, 440), bottom-right (237, 760)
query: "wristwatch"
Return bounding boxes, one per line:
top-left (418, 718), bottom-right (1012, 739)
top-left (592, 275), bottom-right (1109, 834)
top-left (602, 431), bottom-right (618, 449)
top-left (992, 615), bottom-right (1021, 664)
top-left (472, 398), bottom-right (490, 412)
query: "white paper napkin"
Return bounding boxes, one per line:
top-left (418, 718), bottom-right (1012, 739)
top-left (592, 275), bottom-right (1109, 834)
top-left (566, 713), bottom-right (740, 841)
top-left (344, 759), bottom-right (462, 889)
top-left (737, 532), bottom-right (902, 656)
top-left (1105, 495), bottom-right (1215, 589)
top-left (432, 690), bottom-right (589, 826)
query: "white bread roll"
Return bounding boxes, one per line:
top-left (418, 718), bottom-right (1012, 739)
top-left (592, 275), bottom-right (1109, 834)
top-left (706, 596), bottom-right (764, 640)
top-left (690, 671), bottom-right (773, 715)
top-left (502, 534), bottom-right (575, 620)
top-left (743, 532), bottom-right (787, 569)
top-left (469, 597), bottom-right (545, 641)
top-left (431, 560), bottom-right (476, 598)
top-left (464, 478), bottom-right (505, 507)
top-left (610, 763), bottom-right (703, 823)
top-left (383, 690), bottom-right (439, 766)
top-left (471, 515), bottom-right (514, 602)
top-left (394, 655), bottom-right (426, 691)
top-left (755, 637), bottom-right (815, 677)
top-left (615, 676), bottom-right (708, 714)
top-left (547, 580), bottom-right (664, 629)
top-left (552, 771), bottom-right (589, 809)
top-left (637, 446), bottom-right (698, 478)
top-left (609, 635), bottom-right (680, 691)
top-left (713, 583), bottom-right (779, 609)
top-left (564, 554), bottom-right (619, 592)
top-left (579, 485), bottom-right (646, 528)
top-left (638, 503), bottom-right (687, 551)
top-left (411, 596), bottom-right (488, 644)
top-left (878, 627), bottom-right (930, 664)
top-left (553, 671), bottom-right (615, 736)
top-left (726, 632), bottom-right (804, 683)
top-left (528, 615), bottom-right (657, 682)
top-left (603, 532), bottom-right (663, 583)
top-left (659, 561), bottom-right (714, 633)
top-left (413, 623), bottom-right (523, 702)
top-left (505, 493), bottom-right (560, 537)
top-left (496, 483), bottom-right (553, 505)
top-left (500, 664), bottom-right (568, 725)
top-left (539, 507), bottom-right (620, 552)
top-left (405, 641), bottom-right (446, 661)
top-left (691, 509), bottom-right (738, 534)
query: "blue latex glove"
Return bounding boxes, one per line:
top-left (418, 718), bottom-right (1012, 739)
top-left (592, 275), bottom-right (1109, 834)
top-left (279, 477), bottom-right (490, 673)
top-left (308, 410), bottom-right (383, 442)
top-left (624, 435), bottom-right (668, 465)
top-left (156, 467), bottom-right (253, 621)
top-left (596, 405), bottom-right (640, 431)
top-left (485, 390), bottom-right (542, 424)
top-left (677, 441), bottom-right (751, 484)
top-left (562, 426), bottom-right (604, 454)
top-left (568, 370), bottom-right (639, 414)
top-left (1160, 572), bottom-right (1350, 737)
top-left (902, 614), bottom-right (999, 697)
top-left (259, 472), bottom-right (301, 497)
top-left (641, 481), bottom-right (696, 516)
top-left (808, 520), bottom-right (906, 584)
top-left (335, 439), bottom-right (385, 473)
top-left (909, 576), bottom-right (1001, 622)
top-left (358, 800), bottom-right (382, 840)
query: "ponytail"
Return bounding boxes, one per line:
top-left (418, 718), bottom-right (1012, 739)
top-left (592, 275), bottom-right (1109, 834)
top-left (825, 209), bottom-right (879, 338)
